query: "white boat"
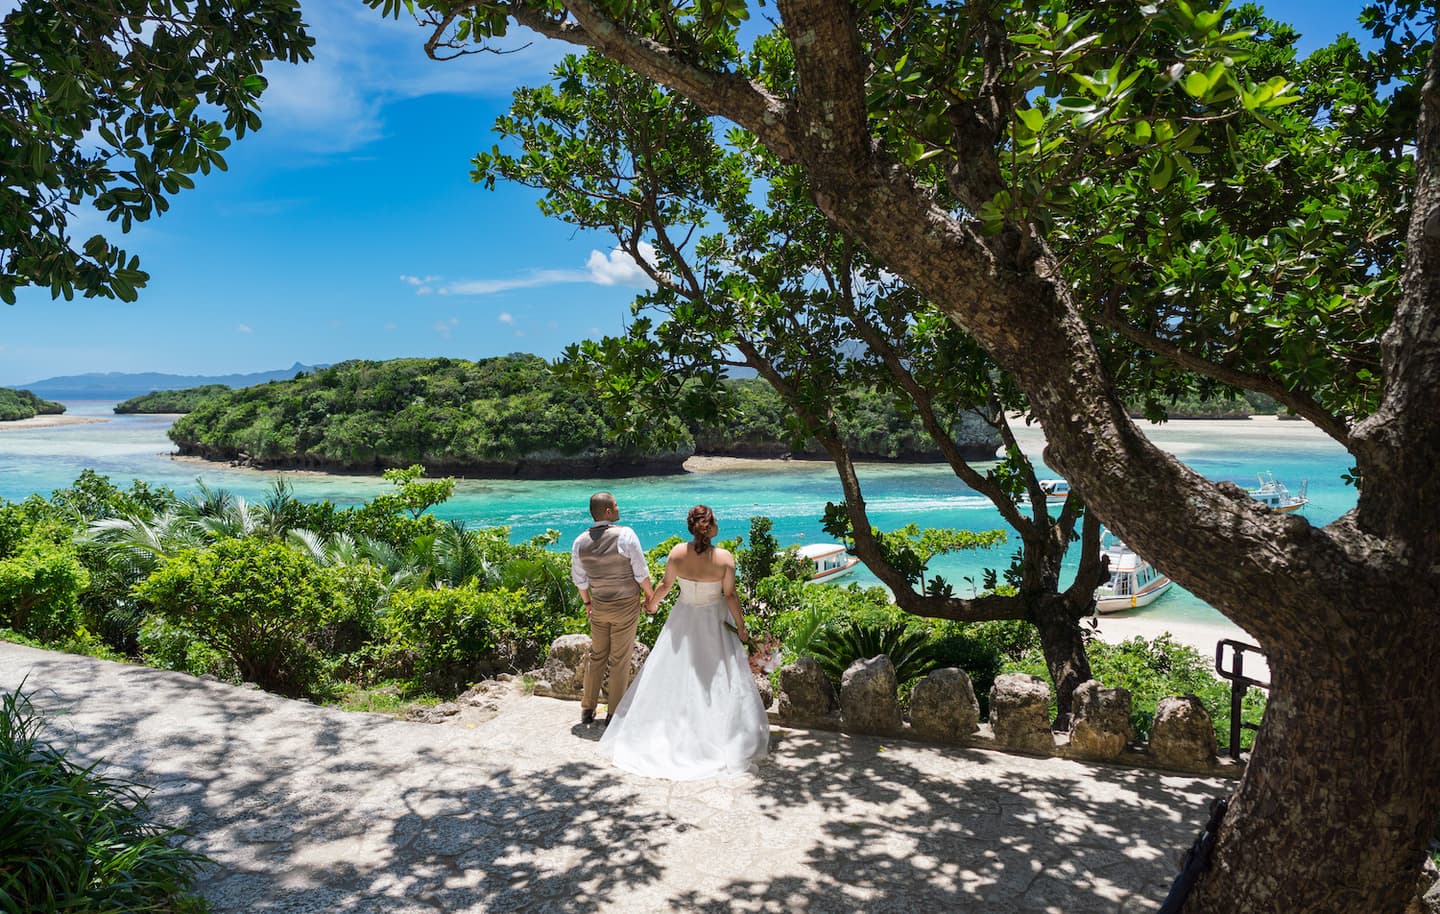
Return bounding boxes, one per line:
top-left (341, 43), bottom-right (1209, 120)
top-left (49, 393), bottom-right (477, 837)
top-left (1038, 478), bottom-right (1070, 500)
top-left (1249, 472), bottom-right (1308, 513)
top-left (796, 543), bottom-right (860, 583)
top-left (1094, 533), bottom-right (1172, 613)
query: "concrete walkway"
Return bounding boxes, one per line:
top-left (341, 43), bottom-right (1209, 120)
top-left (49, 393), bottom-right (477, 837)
top-left (1, 642), bottom-right (1227, 913)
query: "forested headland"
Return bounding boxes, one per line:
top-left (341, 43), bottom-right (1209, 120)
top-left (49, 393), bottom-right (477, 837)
top-left (0, 388), bottom-right (65, 422)
top-left (114, 385), bottom-right (231, 414)
top-left (164, 355), bottom-right (1003, 476)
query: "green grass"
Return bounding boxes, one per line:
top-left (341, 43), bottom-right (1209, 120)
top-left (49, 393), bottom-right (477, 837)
top-left (324, 681), bottom-right (443, 717)
top-left (0, 626), bottom-right (127, 663)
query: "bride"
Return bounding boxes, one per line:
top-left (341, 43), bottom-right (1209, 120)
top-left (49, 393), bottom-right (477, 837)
top-left (598, 505), bottom-right (770, 780)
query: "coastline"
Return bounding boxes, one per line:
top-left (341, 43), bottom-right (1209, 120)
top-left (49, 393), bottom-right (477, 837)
top-left (166, 453), bottom-right (336, 477)
top-left (154, 413), bottom-right (1323, 480)
top-left (0, 414), bottom-right (109, 431)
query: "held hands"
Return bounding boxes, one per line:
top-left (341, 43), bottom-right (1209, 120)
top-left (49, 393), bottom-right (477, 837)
top-left (644, 595), bottom-right (659, 615)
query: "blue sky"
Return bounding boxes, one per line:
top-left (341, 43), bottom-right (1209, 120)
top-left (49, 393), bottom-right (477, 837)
top-left (0, 0), bottom-right (1382, 385)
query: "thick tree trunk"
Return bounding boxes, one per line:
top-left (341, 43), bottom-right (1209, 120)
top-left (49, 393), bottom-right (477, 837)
top-left (1187, 595), bottom-right (1440, 914)
top-left (1031, 596), bottom-right (1092, 728)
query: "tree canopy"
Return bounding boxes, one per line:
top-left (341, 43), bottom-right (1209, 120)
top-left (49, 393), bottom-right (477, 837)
top-left (0, 0), bottom-right (314, 303)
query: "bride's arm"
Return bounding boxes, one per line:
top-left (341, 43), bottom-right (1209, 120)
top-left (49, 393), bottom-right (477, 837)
top-left (721, 560), bottom-right (747, 643)
top-left (648, 549), bottom-right (680, 613)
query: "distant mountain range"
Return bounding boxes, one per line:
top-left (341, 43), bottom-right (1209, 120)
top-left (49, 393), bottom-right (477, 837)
top-left (15, 362), bottom-right (324, 400)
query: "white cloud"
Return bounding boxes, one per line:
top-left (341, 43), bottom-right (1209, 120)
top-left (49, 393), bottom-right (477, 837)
top-left (498, 312), bottom-right (515, 324)
top-left (237, 323), bottom-right (254, 334)
top-left (420, 243), bottom-right (658, 298)
top-left (433, 317), bottom-right (460, 338)
top-left (443, 269), bottom-right (589, 295)
top-left (256, 7), bottom-right (568, 154)
top-left (586, 243), bottom-right (657, 286)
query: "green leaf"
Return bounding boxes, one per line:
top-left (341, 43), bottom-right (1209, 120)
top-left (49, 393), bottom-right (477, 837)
top-left (1149, 155), bottom-right (1175, 192)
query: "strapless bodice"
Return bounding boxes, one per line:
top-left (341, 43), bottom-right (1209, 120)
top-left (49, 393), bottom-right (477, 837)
top-left (676, 578), bottom-right (725, 599)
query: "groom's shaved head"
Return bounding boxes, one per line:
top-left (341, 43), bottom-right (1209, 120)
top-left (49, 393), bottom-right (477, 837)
top-left (590, 492), bottom-right (616, 520)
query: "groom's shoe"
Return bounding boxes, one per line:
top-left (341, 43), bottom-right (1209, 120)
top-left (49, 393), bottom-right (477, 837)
top-left (581, 707), bottom-right (596, 725)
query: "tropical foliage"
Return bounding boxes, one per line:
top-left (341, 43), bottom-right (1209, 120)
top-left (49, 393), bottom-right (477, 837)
top-left (0, 685), bottom-right (209, 913)
top-left (1, 468), bottom-right (583, 701)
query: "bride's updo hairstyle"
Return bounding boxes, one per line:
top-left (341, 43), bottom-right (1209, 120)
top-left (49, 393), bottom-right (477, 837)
top-left (687, 504), bottom-right (716, 555)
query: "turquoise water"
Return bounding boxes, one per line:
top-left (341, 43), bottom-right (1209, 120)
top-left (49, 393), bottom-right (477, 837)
top-left (1, 403), bottom-right (1355, 628)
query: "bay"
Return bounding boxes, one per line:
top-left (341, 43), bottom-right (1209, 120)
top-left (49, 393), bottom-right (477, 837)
top-left (0, 402), bottom-right (1355, 632)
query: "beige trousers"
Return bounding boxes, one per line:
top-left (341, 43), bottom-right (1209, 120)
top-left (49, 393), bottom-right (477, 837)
top-left (582, 591), bottom-right (643, 713)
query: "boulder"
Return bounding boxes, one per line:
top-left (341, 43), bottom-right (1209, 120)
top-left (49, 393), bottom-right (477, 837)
top-left (1405, 857), bottom-right (1440, 914)
top-left (407, 678), bottom-right (512, 726)
top-left (1068, 679), bottom-right (1134, 761)
top-left (908, 667), bottom-right (980, 743)
top-left (840, 656), bottom-right (903, 736)
top-left (988, 673), bottom-right (1055, 755)
top-left (529, 634), bottom-right (648, 700)
top-left (776, 656), bottom-right (836, 725)
top-left (1150, 695), bottom-right (1218, 768)
top-left (754, 673), bottom-right (775, 710)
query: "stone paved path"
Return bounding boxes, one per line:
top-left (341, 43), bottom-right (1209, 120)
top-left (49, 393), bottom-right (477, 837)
top-left (1, 642), bottom-right (1228, 913)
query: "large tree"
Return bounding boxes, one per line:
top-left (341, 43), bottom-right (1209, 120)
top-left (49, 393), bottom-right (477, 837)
top-left (477, 51), bottom-right (1109, 721)
top-left (377, 0), bottom-right (1440, 910)
top-left (0, 0), bottom-right (314, 303)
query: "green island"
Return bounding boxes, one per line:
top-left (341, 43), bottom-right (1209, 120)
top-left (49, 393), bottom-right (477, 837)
top-left (0, 387), bottom-right (65, 422)
top-left (162, 355), bottom-right (1003, 475)
top-left (113, 384), bottom-right (230, 414)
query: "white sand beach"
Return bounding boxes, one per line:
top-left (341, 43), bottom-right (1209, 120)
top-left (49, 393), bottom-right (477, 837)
top-left (1088, 612), bottom-right (1270, 681)
top-left (0, 414), bottom-right (109, 431)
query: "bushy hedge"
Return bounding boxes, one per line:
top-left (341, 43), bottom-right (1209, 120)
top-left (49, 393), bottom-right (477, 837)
top-left (0, 526), bottom-right (89, 643)
top-left (0, 687), bottom-right (209, 913)
top-left (133, 538), bottom-right (356, 697)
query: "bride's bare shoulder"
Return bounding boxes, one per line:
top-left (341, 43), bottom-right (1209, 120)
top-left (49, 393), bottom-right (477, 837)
top-left (713, 546), bottom-right (736, 566)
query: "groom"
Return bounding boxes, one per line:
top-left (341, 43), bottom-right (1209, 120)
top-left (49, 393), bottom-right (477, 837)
top-left (571, 492), bottom-right (655, 726)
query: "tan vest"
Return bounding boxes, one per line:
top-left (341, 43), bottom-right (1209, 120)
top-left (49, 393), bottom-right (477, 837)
top-left (576, 525), bottom-right (640, 602)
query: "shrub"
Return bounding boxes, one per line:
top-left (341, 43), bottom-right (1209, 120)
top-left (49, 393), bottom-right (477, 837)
top-left (382, 585), bottom-right (521, 694)
top-left (134, 538), bottom-right (348, 697)
top-left (809, 620), bottom-right (939, 686)
top-left (0, 528), bottom-right (89, 643)
top-left (137, 614), bottom-right (238, 681)
top-left (0, 686), bottom-right (209, 913)
top-left (1003, 634), bottom-right (1267, 746)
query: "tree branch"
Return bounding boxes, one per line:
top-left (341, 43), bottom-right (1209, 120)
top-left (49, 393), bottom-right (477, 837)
top-left (1098, 294), bottom-right (1353, 447)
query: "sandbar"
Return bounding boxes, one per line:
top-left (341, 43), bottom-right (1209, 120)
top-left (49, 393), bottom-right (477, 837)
top-left (0, 414), bottom-right (109, 431)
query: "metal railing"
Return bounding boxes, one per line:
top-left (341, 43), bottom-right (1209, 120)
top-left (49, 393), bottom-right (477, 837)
top-left (1214, 639), bottom-right (1269, 760)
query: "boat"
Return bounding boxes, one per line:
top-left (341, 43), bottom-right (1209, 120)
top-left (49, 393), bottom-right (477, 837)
top-left (1093, 532), bottom-right (1172, 613)
top-left (1038, 478), bottom-right (1070, 500)
top-left (796, 543), bottom-right (860, 583)
top-left (1249, 472), bottom-right (1308, 513)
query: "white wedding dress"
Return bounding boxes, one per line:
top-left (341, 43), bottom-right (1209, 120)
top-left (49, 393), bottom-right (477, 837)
top-left (599, 578), bottom-right (770, 780)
